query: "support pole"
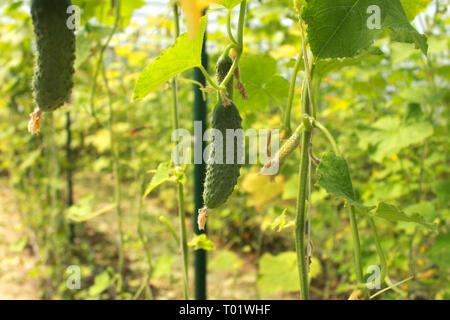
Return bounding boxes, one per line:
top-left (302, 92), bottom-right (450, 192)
top-left (193, 27), bottom-right (208, 300)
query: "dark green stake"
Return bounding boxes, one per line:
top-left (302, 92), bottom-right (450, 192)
top-left (193, 30), bottom-right (208, 300)
top-left (66, 111), bottom-right (75, 243)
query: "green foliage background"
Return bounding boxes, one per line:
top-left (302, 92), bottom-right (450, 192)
top-left (0, 0), bottom-right (448, 300)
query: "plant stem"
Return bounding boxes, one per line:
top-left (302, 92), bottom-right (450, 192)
top-left (370, 276), bottom-right (413, 300)
top-left (348, 205), bottom-right (368, 298)
top-left (298, 16), bottom-right (315, 118)
top-left (236, 1), bottom-right (246, 45)
top-left (368, 217), bottom-right (386, 283)
top-left (294, 115), bottom-right (312, 300)
top-left (226, 9), bottom-right (238, 45)
top-left (218, 0), bottom-right (246, 89)
top-left (198, 65), bottom-right (225, 91)
top-left (284, 48), bottom-right (303, 134)
top-left (312, 119), bottom-right (339, 154)
top-left (65, 111), bottom-right (75, 243)
top-left (311, 117), bottom-right (366, 299)
top-left (159, 216), bottom-right (181, 247)
top-left (172, 3), bottom-right (189, 300)
top-left (193, 24), bottom-right (208, 300)
top-left (90, 0), bottom-right (120, 123)
top-left (130, 120), bottom-right (154, 299)
top-left (197, 1), bottom-right (246, 93)
top-left (368, 216), bottom-right (406, 297)
top-left (102, 63), bottom-right (124, 292)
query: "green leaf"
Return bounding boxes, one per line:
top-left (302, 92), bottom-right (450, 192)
top-left (257, 252), bottom-right (299, 294)
top-left (383, 0), bottom-right (428, 54)
top-left (400, 0), bottom-right (433, 21)
top-left (432, 180), bottom-right (450, 207)
top-left (65, 195), bottom-right (116, 222)
top-left (316, 152), bottom-right (356, 202)
top-left (234, 54), bottom-right (289, 111)
top-left (315, 47), bottom-right (384, 79)
top-left (152, 253), bottom-right (175, 279)
top-left (88, 271), bottom-right (112, 296)
top-left (271, 208), bottom-right (295, 232)
top-left (209, 250), bottom-right (243, 272)
top-left (257, 252), bottom-right (321, 295)
top-left (8, 237), bottom-right (28, 253)
top-left (73, 0), bottom-right (145, 27)
top-left (390, 42), bottom-right (416, 64)
top-left (218, 0), bottom-right (242, 9)
top-left (188, 234), bottom-right (215, 251)
top-left (303, 0), bottom-right (427, 59)
top-left (132, 16), bottom-right (207, 100)
top-left (428, 232), bottom-right (450, 270)
top-left (370, 202), bottom-right (436, 230)
top-left (75, 29), bottom-right (94, 69)
top-left (143, 162), bottom-right (171, 198)
top-left (358, 104), bottom-right (433, 162)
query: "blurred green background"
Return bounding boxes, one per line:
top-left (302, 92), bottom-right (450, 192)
top-left (0, 0), bottom-right (448, 300)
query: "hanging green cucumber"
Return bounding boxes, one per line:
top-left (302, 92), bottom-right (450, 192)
top-left (199, 55), bottom-right (243, 230)
top-left (28, 0), bottom-right (76, 134)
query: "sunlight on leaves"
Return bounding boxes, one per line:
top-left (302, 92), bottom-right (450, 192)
top-left (143, 162), bottom-right (171, 198)
top-left (209, 250), bottom-right (243, 272)
top-left (257, 252), bottom-right (321, 295)
top-left (303, 0), bottom-right (427, 59)
top-left (271, 209), bottom-right (295, 232)
top-left (371, 202), bottom-right (436, 230)
top-left (153, 253), bottom-right (176, 279)
top-left (241, 172), bottom-right (285, 208)
top-left (65, 195), bottom-right (117, 222)
top-left (400, 0), bottom-right (433, 21)
top-left (132, 16), bottom-right (207, 100)
top-left (88, 271), bottom-right (112, 297)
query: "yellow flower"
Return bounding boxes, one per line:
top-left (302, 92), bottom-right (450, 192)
top-left (179, 0), bottom-right (218, 38)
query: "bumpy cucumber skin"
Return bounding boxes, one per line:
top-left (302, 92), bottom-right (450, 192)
top-left (203, 101), bottom-right (242, 209)
top-left (203, 55), bottom-right (242, 209)
top-left (216, 55), bottom-right (234, 98)
top-left (31, 0), bottom-right (75, 112)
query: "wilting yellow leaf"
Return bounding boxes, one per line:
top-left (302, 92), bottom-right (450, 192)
top-left (179, 0), bottom-right (218, 37)
top-left (241, 172), bottom-right (284, 208)
top-left (417, 270), bottom-right (435, 279)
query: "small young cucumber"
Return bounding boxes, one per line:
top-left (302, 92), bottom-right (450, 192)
top-left (216, 55), bottom-right (234, 98)
top-left (31, 0), bottom-right (75, 112)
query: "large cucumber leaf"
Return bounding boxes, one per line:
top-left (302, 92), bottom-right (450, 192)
top-left (132, 16), bottom-right (207, 100)
top-left (302, 0), bottom-right (428, 59)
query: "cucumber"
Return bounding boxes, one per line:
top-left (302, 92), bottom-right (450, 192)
top-left (31, 0), bottom-right (75, 112)
top-left (203, 100), bottom-right (243, 209)
top-left (261, 126), bottom-right (302, 175)
top-left (216, 55), bottom-right (234, 98)
top-left (201, 55), bottom-right (242, 213)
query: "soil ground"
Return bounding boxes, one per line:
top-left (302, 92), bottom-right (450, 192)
top-left (0, 184), bottom-right (39, 299)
